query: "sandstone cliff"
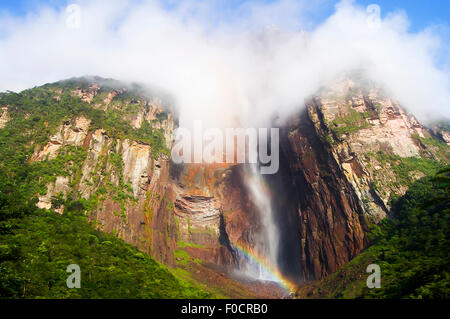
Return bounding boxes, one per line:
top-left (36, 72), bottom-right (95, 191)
top-left (29, 79), bottom-right (179, 267)
top-left (305, 77), bottom-right (448, 223)
top-left (26, 76), bottom-right (448, 290)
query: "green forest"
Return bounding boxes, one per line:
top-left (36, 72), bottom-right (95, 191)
top-left (0, 208), bottom-right (209, 298)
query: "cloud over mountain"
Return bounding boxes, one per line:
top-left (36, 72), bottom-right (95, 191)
top-left (0, 0), bottom-right (448, 126)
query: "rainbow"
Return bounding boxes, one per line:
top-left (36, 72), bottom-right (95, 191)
top-left (233, 243), bottom-right (298, 294)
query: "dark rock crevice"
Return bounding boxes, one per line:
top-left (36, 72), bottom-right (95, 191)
top-left (219, 213), bottom-right (238, 266)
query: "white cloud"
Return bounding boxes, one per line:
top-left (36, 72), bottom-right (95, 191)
top-left (0, 0), bottom-right (448, 126)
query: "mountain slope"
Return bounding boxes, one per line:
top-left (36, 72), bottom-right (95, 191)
top-left (0, 78), bottom-right (208, 298)
top-left (1, 75), bottom-right (449, 298)
top-left (0, 77), bottom-right (265, 298)
top-left (295, 167), bottom-right (450, 299)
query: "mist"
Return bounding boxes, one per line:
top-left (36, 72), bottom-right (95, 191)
top-left (0, 0), bottom-right (449, 127)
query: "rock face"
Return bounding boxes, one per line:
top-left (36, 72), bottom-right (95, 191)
top-left (77, 118), bottom-right (177, 264)
top-left (28, 80), bottom-right (263, 282)
top-left (29, 76), bottom-right (449, 287)
top-left (303, 77), bottom-right (448, 222)
top-left (442, 131), bottom-right (450, 145)
top-left (431, 123), bottom-right (450, 146)
top-left (0, 107), bottom-right (10, 128)
top-left (170, 163), bottom-right (248, 267)
top-left (102, 89), bottom-right (124, 108)
top-left (71, 84), bottom-right (100, 103)
top-left (36, 176), bottom-right (71, 214)
top-left (121, 140), bottom-right (152, 197)
top-left (32, 116), bottom-right (91, 161)
top-left (279, 110), bottom-right (368, 280)
top-left (31, 80), bottom-right (179, 266)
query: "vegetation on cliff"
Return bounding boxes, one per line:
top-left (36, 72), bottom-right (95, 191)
top-left (296, 167), bottom-right (450, 299)
top-left (0, 78), bottom-right (169, 161)
top-left (330, 109), bottom-right (370, 137)
top-left (0, 79), bottom-right (208, 299)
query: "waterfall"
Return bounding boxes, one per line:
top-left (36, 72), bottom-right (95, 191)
top-left (240, 162), bottom-right (281, 282)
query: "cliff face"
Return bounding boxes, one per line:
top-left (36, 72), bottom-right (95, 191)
top-left (32, 116), bottom-right (91, 162)
top-left (305, 78), bottom-right (448, 223)
top-left (276, 77), bottom-right (448, 280)
top-left (25, 76), bottom-right (449, 288)
top-left (30, 79), bottom-right (178, 267)
top-left (279, 111), bottom-right (368, 280)
top-left (170, 163), bottom-right (245, 266)
top-left (274, 77), bottom-right (448, 280)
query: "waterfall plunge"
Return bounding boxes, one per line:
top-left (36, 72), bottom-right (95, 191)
top-left (240, 163), bottom-right (281, 282)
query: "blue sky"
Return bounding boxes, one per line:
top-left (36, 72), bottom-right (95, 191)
top-left (1, 0), bottom-right (449, 34)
